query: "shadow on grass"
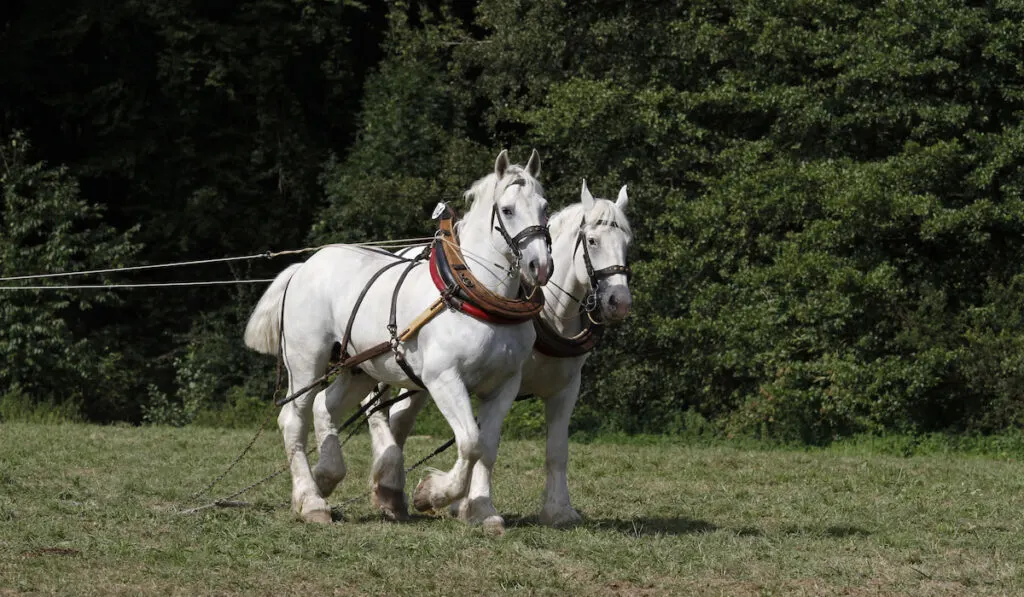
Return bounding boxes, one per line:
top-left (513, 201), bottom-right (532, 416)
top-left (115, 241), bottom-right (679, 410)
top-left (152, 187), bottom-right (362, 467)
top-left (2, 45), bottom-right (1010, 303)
top-left (192, 502), bottom-right (723, 537)
top-left (505, 514), bottom-right (717, 536)
top-left (733, 524), bottom-right (870, 538)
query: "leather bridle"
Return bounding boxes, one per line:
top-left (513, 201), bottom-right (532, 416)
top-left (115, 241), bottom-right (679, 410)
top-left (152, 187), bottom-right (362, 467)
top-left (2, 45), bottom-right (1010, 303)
top-left (573, 216), bottom-right (632, 314)
top-left (489, 176), bottom-right (552, 272)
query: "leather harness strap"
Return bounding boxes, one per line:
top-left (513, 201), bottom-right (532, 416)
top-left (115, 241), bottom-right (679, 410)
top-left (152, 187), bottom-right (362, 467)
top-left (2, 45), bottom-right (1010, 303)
top-left (531, 314), bottom-right (603, 358)
top-left (338, 257), bottom-right (411, 362)
top-left (387, 246), bottom-right (433, 389)
top-left (327, 202), bottom-right (548, 391)
top-left (574, 217), bottom-right (632, 290)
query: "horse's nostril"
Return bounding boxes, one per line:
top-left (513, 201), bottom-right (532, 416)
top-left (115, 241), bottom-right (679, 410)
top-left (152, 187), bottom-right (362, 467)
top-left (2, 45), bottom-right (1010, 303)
top-left (529, 259), bottom-right (539, 274)
top-left (608, 294), bottom-right (619, 306)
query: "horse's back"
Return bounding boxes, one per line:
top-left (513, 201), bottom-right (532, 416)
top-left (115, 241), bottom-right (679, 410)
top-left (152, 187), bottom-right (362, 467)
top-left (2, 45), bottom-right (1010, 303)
top-left (281, 246), bottom-right (424, 338)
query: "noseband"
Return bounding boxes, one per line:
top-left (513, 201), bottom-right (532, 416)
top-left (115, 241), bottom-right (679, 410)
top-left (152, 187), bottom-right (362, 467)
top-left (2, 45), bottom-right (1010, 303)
top-left (573, 216), bottom-right (632, 313)
top-left (490, 177), bottom-right (552, 270)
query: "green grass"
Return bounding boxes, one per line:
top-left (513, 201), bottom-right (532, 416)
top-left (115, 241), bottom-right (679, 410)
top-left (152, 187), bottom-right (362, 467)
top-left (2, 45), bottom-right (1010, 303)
top-left (1, 422), bottom-right (1022, 596)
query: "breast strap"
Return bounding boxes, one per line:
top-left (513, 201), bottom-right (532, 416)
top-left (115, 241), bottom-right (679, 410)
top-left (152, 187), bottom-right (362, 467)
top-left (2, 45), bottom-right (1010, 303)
top-left (531, 314), bottom-right (603, 358)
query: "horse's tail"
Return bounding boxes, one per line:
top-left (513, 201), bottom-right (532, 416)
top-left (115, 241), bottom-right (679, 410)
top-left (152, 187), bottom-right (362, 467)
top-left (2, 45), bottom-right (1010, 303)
top-left (244, 263), bottom-right (303, 355)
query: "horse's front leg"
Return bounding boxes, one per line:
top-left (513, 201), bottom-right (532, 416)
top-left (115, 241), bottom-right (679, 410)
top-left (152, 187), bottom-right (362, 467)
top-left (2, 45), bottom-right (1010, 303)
top-left (450, 374), bottom-right (522, 534)
top-left (411, 369), bottom-right (481, 516)
top-left (538, 376), bottom-right (583, 526)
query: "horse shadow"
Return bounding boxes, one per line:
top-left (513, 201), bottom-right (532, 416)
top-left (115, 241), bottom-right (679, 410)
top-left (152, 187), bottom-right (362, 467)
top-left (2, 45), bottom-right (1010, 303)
top-left (335, 507), bottom-right (716, 535)
top-left (332, 504), bottom-right (868, 540)
top-left (504, 513), bottom-right (718, 536)
top-left (733, 524), bottom-right (870, 538)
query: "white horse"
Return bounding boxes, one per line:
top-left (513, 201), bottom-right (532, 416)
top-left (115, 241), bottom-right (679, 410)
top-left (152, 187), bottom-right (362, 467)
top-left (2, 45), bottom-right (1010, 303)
top-left (365, 180), bottom-right (633, 526)
top-left (244, 150), bottom-right (553, 531)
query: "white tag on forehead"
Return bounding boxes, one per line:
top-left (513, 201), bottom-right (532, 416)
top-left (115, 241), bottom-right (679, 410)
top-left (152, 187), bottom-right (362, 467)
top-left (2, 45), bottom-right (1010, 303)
top-left (431, 202), bottom-right (446, 219)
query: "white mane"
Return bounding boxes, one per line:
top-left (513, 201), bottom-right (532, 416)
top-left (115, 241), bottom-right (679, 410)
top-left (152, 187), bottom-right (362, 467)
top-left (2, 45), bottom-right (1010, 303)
top-left (462, 165), bottom-right (544, 217)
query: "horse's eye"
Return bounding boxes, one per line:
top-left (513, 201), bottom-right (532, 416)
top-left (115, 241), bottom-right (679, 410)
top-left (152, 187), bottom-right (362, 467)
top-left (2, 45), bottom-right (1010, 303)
top-left (587, 237), bottom-right (597, 247)
top-left (501, 207), bottom-right (514, 217)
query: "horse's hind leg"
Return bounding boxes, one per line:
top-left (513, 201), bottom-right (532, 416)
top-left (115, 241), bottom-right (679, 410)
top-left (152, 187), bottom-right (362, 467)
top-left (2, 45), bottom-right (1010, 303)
top-left (389, 390), bottom-right (429, 449)
top-left (312, 371), bottom-right (376, 499)
top-left (279, 354), bottom-right (333, 524)
top-left (365, 384), bottom-right (419, 521)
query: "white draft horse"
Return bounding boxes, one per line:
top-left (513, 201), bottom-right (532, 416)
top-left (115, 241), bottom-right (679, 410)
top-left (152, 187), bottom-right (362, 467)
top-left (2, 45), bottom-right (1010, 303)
top-left (365, 180), bottom-right (633, 526)
top-left (244, 150), bottom-right (553, 531)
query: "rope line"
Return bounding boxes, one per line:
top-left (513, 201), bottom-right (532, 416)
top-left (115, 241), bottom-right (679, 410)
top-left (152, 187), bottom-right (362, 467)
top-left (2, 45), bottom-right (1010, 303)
top-left (0, 237), bottom-right (436, 283)
top-left (0, 279), bottom-right (275, 290)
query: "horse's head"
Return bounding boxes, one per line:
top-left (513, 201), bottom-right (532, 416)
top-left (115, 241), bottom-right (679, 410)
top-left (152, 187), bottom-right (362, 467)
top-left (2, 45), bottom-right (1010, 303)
top-left (571, 180), bottom-right (633, 323)
top-left (473, 149), bottom-right (553, 287)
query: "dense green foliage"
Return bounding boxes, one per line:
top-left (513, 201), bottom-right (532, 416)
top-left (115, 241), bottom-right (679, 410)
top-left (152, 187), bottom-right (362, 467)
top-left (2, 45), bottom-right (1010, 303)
top-left (2, 0), bottom-right (1024, 442)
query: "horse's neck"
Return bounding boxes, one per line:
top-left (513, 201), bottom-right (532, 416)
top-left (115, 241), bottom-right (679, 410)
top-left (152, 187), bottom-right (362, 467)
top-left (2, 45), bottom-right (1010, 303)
top-left (542, 233), bottom-right (588, 336)
top-left (457, 214), bottom-right (522, 299)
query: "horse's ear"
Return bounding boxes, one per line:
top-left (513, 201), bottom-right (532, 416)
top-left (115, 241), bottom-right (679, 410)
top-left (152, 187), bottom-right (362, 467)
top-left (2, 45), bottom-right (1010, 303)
top-left (616, 185), bottom-right (629, 211)
top-left (494, 149), bottom-right (510, 178)
top-left (581, 179), bottom-right (595, 211)
top-left (525, 149), bottom-right (541, 178)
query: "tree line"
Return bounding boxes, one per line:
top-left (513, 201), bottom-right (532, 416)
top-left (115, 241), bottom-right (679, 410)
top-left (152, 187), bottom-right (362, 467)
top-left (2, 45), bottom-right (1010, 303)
top-left (2, 0), bottom-right (1023, 443)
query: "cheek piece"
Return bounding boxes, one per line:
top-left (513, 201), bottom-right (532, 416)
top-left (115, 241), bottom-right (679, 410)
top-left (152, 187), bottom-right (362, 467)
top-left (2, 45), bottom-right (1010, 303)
top-left (573, 215), bottom-right (631, 319)
top-left (489, 177), bottom-right (552, 275)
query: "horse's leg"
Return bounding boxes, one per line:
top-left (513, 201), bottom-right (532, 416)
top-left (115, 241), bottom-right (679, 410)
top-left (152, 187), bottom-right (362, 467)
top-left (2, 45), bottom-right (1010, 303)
top-left (389, 390), bottom-right (429, 449)
top-left (278, 351), bottom-right (333, 524)
top-left (311, 371), bottom-right (374, 500)
top-left (412, 371), bottom-right (481, 515)
top-left (364, 384), bottom-right (414, 521)
top-left (451, 376), bottom-right (521, 533)
top-left (538, 377), bottom-right (583, 526)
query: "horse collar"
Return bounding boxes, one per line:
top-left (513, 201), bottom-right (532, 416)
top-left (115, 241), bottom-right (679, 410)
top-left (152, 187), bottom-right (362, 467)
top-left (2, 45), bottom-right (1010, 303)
top-left (430, 205), bottom-right (545, 325)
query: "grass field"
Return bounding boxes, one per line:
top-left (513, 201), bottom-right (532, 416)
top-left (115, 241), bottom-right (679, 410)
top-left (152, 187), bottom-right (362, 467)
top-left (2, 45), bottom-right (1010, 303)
top-left (1, 422), bottom-right (1022, 596)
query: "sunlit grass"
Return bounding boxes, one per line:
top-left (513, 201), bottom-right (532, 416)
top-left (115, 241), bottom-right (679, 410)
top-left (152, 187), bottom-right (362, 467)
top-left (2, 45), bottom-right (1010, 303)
top-left (1, 422), bottom-right (1022, 596)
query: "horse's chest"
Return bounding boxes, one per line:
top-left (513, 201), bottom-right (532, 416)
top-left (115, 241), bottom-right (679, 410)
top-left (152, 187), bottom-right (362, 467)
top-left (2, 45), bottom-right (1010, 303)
top-left (458, 330), bottom-right (529, 372)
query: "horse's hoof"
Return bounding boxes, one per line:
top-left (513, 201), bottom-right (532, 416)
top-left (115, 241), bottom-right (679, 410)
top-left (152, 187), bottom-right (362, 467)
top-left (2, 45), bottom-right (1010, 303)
top-left (413, 478), bottom-right (434, 513)
top-left (302, 509), bottom-right (333, 524)
top-left (539, 505), bottom-right (582, 527)
top-left (482, 515), bottom-right (506, 536)
top-left (373, 485), bottom-right (409, 522)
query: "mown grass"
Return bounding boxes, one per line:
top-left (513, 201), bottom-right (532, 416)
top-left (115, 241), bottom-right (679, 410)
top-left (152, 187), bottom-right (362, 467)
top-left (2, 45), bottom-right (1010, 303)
top-left (1, 422), bottom-right (1022, 596)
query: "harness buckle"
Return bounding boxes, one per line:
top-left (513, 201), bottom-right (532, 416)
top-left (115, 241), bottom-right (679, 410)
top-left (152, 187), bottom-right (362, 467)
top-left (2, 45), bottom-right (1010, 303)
top-left (507, 256), bottom-right (520, 279)
top-left (441, 285), bottom-right (460, 312)
top-left (386, 323), bottom-right (400, 350)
